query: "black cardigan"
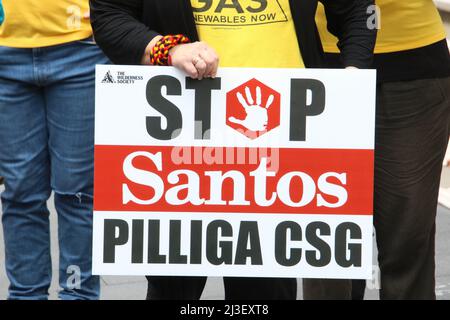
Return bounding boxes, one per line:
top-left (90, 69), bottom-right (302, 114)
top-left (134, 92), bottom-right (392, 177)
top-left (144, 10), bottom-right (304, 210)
top-left (90, 0), bottom-right (376, 68)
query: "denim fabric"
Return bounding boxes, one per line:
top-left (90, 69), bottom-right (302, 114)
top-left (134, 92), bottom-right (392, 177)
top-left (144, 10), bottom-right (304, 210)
top-left (0, 40), bottom-right (109, 300)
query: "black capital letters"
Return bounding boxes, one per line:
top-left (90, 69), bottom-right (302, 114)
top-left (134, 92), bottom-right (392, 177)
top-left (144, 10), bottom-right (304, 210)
top-left (290, 79), bottom-right (326, 141)
top-left (103, 219), bottom-right (129, 263)
top-left (335, 223), bottom-right (362, 267)
top-left (305, 222), bottom-right (331, 267)
top-left (146, 75), bottom-right (183, 140)
top-left (206, 220), bottom-right (233, 265)
top-left (186, 78), bottom-right (222, 139)
top-left (275, 221), bottom-right (302, 266)
top-left (235, 221), bottom-right (263, 265)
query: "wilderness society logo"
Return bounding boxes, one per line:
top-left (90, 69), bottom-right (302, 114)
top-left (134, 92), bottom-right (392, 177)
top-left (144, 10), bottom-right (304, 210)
top-left (191, 0), bottom-right (288, 26)
top-left (101, 70), bottom-right (144, 84)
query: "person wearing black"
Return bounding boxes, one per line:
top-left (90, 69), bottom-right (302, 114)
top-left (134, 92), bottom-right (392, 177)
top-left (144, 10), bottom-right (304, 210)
top-left (303, 1), bottom-right (450, 300)
top-left (90, 0), bottom-right (376, 300)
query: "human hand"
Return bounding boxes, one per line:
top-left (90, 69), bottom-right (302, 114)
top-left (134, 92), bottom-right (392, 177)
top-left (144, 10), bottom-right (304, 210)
top-left (228, 86), bottom-right (274, 132)
top-left (169, 41), bottom-right (219, 80)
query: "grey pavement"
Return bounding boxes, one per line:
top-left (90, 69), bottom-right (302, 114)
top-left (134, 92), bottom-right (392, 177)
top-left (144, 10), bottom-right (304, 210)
top-left (0, 176), bottom-right (450, 300)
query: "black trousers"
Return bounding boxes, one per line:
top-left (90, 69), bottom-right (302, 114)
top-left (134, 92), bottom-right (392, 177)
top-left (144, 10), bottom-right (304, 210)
top-left (304, 77), bottom-right (450, 300)
top-left (146, 276), bottom-right (297, 300)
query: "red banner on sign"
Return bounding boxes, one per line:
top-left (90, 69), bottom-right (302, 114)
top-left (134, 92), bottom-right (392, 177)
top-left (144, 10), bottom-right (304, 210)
top-left (94, 145), bottom-right (373, 215)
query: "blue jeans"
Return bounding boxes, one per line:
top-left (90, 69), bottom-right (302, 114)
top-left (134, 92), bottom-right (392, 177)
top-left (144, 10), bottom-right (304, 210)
top-left (0, 39), bottom-right (109, 300)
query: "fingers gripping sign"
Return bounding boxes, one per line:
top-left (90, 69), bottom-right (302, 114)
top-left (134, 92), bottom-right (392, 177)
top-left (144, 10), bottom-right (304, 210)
top-left (229, 86), bottom-right (275, 132)
top-left (169, 41), bottom-right (219, 80)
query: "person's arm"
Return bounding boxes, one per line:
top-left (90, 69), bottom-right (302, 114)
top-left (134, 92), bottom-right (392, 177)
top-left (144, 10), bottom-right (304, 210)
top-left (90, 0), bottom-right (158, 65)
top-left (90, 0), bottom-right (218, 79)
top-left (321, 0), bottom-right (377, 69)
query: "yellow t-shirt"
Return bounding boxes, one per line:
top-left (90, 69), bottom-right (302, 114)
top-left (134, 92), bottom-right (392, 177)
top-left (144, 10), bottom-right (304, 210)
top-left (191, 0), bottom-right (304, 68)
top-left (0, 0), bottom-right (92, 48)
top-left (316, 0), bottom-right (447, 54)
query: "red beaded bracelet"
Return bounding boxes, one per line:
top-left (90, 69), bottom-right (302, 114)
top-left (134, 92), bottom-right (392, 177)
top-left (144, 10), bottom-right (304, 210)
top-left (150, 34), bottom-right (190, 66)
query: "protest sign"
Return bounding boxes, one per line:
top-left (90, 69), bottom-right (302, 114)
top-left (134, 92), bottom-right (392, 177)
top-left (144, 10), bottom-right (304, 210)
top-left (93, 65), bottom-right (376, 278)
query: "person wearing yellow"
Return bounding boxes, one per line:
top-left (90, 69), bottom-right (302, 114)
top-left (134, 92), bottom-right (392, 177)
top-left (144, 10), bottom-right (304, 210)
top-left (303, 1), bottom-right (450, 300)
top-left (0, 0), bottom-right (109, 299)
top-left (0, 1), bottom-right (93, 47)
top-left (190, 0), bottom-right (304, 69)
top-left (89, 0), bottom-right (377, 299)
